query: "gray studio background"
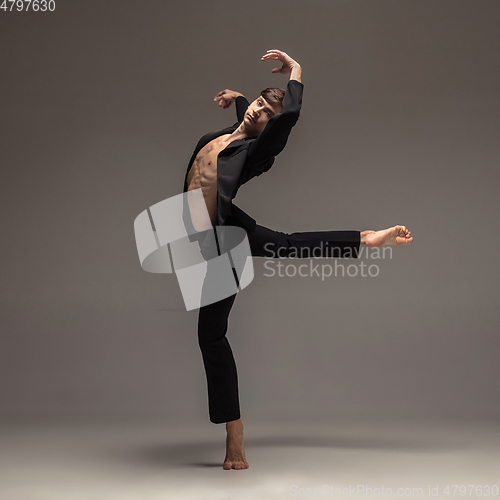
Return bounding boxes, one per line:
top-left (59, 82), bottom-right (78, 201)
top-left (1, 0), bottom-right (499, 422)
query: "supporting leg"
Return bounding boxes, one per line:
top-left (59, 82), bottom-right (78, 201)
top-left (198, 290), bottom-right (240, 425)
top-left (197, 260), bottom-right (249, 469)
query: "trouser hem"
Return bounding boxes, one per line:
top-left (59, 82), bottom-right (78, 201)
top-left (210, 412), bottom-right (241, 424)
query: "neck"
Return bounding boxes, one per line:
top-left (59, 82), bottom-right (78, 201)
top-left (230, 121), bottom-right (257, 141)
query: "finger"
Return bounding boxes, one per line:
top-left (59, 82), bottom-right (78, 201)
top-left (262, 51), bottom-right (280, 58)
top-left (268, 55), bottom-right (286, 63)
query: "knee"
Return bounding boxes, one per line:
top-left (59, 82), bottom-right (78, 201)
top-left (197, 318), bottom-right (213, 351)
top-left (273, 232), bottom-right (291, 258)
top-left (197, 317), bottom-right (227, 352)
top-left (198, 333), bottom-right (209, 352)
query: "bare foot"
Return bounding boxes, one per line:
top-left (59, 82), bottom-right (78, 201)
top-left (223, 418), bottom-right (249, 470)
top-left (362, 225), bottom-right (413, 247)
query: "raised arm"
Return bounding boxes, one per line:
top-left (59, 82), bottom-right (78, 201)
top-left (261, 48), bottom-right (302, 83)
top-left (243, 50), bottom-right (303, 176)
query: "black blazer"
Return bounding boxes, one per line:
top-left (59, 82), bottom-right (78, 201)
top-left (183, 79), bottom-right (304, 231)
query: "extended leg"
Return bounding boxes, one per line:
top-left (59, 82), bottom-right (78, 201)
top-left (247, 222), bottom-right (413, 257)
top-left (247, 223), bottom-right (362, 259)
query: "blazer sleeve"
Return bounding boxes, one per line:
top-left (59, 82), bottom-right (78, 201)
top-left (235, 95), bottom-right (250, 123)
top-left (245, 79), bottom-right (303, 171)
top-left (229, 95), bottom-right (250, 127)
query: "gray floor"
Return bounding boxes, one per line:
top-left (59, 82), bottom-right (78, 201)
top-left (1, 415), bottom-right (499, 500)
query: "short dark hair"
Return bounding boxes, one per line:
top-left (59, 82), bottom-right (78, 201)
top-left (260, 87), bottom-right (285, 108)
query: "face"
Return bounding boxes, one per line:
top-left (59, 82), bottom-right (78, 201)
top-left (244, 96), bottom-right (282, 135)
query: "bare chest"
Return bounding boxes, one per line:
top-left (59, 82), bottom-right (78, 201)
top-left (186, 134), bottom-right (232, 189)
top-left (195, 133), bottom-right (232, 168)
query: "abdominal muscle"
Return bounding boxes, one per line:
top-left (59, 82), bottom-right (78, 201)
top-left (186, 134), bottom-right (232, 230)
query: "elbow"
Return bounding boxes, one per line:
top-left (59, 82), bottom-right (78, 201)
top-left (279, 109), bottom-right (300, 127)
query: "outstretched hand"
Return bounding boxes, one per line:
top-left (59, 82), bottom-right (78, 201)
top-left (213, 89), bottom-right (244, 109)
top-left (261, 49), bottom-right (301, 75)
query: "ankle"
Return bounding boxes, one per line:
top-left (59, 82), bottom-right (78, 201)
top-left (226, 418), bottom-right (243, 433)
top-left (360, 230), bottom-right (370, 245)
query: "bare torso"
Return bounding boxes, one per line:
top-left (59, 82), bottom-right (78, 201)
top-left (186, 133), bottom-right (232, 225)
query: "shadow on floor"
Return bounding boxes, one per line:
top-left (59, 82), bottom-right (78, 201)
top-left (111, 431), bottom-right (470, 469)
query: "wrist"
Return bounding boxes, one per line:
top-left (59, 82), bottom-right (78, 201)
top-left (290, 65), bottom-right (302, 82)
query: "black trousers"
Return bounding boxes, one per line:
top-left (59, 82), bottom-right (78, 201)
top-left (197, 208), bottom-right (361, 424)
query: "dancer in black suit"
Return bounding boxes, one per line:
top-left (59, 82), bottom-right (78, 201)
top-left (184, 49), bottom-right (413, 470)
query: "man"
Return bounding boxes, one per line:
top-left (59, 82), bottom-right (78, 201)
top-left (183, 49), bottom-right (413, 470)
